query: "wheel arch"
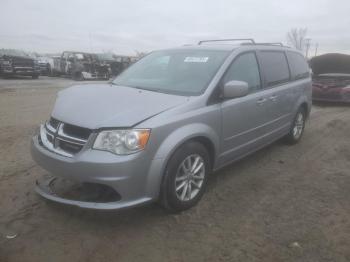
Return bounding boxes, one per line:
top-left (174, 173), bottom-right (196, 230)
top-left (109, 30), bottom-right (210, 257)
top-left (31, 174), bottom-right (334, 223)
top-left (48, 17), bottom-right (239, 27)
top-left (146, 123), bottom-right (219, 199)
top-left (293, 95), bottom-right (311, 120)
top-left (153, 123), bottom-right (219, 169)
top-left (300, 102), bottom-right (309, 118)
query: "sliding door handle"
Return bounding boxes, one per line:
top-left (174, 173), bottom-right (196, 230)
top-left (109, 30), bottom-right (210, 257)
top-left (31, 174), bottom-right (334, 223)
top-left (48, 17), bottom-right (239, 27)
top-left (269, 95), bottom-right (278, 101)
top-left (257, 98), bottom-right (267, 105)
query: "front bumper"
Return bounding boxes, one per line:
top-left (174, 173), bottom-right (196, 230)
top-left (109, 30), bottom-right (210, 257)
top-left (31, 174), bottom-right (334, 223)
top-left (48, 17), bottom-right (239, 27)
top-left (31, 135), bottom-right (163, 209)
top-left (2, 66), bottom-right (40, 76)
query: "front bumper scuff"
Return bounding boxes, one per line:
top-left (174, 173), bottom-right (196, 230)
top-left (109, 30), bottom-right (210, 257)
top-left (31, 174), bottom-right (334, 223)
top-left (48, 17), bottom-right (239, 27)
top-left (35, 175), bottom-right (152, 210)
top-left (31, 135), bottom-right (162, 210)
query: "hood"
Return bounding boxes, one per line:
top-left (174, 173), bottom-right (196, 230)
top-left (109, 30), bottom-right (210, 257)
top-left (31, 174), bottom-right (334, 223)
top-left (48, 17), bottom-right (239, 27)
top-left (52, 84), bottom-right (189, 129)
top-left (310, 53), bottom-right (350, 76)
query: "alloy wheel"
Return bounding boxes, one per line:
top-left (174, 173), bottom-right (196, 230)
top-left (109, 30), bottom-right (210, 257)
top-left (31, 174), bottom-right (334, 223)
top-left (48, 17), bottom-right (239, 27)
top-left (175, 154), bottom-right (205, 201)
top-left (293, 112), bottom-right (304, 140)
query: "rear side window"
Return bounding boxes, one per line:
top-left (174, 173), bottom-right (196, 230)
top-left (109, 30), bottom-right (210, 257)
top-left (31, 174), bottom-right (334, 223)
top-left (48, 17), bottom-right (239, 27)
top-left (223, 52), bottom-right (261, 93)
top-left (286, 52), bottom-right (310, 80)
top-left (259, 51), bottom-right (290, 87)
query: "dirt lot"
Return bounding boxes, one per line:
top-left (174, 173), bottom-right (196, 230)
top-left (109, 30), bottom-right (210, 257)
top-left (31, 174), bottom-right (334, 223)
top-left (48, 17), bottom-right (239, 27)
top-left (0, 77), bottom-right (349, 262)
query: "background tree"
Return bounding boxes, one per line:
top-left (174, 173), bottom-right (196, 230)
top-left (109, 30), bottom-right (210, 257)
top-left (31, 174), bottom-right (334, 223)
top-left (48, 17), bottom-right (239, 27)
top-left (135, 50), bottom-right (147, 59)
top-left (286, 28), bottom-right (308, 51)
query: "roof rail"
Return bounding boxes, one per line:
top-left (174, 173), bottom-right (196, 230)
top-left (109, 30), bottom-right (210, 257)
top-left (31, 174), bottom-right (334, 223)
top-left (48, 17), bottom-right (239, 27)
top-left (241, 42), bottom-right (288, 47)
top-left (198, 38), bottom-right (255, 45)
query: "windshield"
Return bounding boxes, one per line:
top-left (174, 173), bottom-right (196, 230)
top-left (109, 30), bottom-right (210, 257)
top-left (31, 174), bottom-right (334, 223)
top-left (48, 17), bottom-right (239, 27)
top-left (112, 49), bottom-right (230, 95)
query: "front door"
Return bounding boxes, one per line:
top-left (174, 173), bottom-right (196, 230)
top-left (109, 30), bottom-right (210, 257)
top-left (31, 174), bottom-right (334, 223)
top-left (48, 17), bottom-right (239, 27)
top-left (219, 52), bottom-right (271, 166)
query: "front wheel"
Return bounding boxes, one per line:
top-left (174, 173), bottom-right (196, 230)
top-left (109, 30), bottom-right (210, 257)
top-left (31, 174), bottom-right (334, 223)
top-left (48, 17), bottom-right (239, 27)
top-left (160, 141), bottom-right (210, 212)
top-left (285, 107), bottom-right (306, 144)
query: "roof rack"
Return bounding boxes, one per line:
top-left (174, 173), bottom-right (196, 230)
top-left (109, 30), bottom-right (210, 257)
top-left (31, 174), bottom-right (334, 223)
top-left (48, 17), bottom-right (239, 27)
top-left (241, 42), bottom-right (285, 47)
top-left (198, 38), bottom-right (255, 45)
top-left (198, 39), bottom-right (287, 47)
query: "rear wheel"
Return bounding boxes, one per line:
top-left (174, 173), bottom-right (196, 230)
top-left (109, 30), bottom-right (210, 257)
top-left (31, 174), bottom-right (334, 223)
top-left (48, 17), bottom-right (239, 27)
top-left (105, 71), bottom-right (110, 80)
top-left (285, 107), bottom-right (306, 144)
top-left (47, 64), bottom-right (52, 76)
top-left (72, 71), bottom-right (84, 81)
top-left (160, 141), bottom-right (210, 212)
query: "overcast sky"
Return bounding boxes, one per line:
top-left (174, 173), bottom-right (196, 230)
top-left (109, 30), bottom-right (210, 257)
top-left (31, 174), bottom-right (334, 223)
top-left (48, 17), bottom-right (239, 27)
top-left (0, 0), bottom-right (349, 56)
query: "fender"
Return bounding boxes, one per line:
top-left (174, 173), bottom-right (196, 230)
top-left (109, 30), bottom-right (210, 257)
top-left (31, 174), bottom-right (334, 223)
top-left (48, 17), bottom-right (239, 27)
top-left (153, 122), bottom-right (220, 162)
top-left (293, 92), bottom-right (312, 119)
top-left (144, 123), bottom-right (220, 198)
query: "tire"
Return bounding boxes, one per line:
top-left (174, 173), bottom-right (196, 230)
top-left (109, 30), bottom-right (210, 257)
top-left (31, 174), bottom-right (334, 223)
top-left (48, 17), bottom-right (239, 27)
top-left (105, 71), bottom-right (110, 80)
top-left (32, 74), bottom-right (39, 79)
top-left (285, 107), bottom-right (306, 144)
top-left (160, 141), bottom-right (211, 212)
top-left (72, 71), bottom-right (83, 81)
top-left (47, 64), bottom-right (52, 76)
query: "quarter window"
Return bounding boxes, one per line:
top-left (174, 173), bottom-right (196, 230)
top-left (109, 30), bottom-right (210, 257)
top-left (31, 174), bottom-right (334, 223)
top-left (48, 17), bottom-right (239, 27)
top-left (260, 51), bottom-right (290, 87)
top-left (286, 51), bottom-right (310, 80)
top-left (223, 52), bottom-right (261, 92)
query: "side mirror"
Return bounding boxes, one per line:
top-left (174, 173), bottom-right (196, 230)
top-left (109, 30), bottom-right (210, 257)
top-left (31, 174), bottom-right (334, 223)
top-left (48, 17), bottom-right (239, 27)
top-left (223, 80), bottom-right (249, 99)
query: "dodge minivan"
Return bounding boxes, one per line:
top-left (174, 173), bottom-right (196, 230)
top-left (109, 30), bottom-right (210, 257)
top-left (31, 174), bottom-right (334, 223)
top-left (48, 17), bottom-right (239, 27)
top-left (31, 39), bottom-right (312, 212)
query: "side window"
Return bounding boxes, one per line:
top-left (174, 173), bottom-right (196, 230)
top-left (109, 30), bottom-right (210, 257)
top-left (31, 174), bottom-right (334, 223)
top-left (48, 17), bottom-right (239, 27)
top-left (223, 52), bottom-right (261, 92)
top-left (259, 51), bottom-right (290, 87)
top-left (286, 51), bottom-right (310, 80)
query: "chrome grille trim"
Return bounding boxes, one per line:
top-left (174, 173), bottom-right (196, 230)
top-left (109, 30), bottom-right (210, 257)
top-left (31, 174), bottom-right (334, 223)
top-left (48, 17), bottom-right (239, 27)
top-left (40, 125), bottom-right (74, 157)
top-left (45, 121), bottom-right (57, 133)
top-left (39, 120), bottom-right (91, 157)
top-left (57, 124), bottom-right (87, 144)
top-left (56, 137), bottom-right (86, 146)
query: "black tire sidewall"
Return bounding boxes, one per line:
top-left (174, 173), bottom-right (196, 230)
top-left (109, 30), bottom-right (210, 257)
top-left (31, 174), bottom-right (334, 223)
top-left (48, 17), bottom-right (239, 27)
top-left (73, 71), bottom-right (83, 81)
top-left (161, 141), bottom-right (210, 212)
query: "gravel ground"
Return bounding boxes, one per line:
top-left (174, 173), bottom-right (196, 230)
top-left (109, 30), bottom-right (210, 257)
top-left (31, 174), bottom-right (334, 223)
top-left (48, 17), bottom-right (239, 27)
top-left (0, 77), bottom-right (349, 262)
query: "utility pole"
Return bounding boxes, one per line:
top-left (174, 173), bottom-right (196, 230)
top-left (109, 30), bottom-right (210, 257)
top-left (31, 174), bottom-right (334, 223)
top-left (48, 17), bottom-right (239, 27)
top-left (88, 31), bottom-right (93, 52)
top-left (305, 38), bottom-right (311, 58)
top-left (314, 43), bottom-right (319, 57)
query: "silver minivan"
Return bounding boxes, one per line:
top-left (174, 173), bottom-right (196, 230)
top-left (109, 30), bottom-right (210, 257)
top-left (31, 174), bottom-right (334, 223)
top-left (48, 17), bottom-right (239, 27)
top-left (31, 39), bottom-right (312, 212)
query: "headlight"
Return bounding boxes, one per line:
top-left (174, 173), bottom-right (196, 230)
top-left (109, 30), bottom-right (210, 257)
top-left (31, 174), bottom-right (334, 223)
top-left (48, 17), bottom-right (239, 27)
top-left (93, 129), bottom-right (150, 155)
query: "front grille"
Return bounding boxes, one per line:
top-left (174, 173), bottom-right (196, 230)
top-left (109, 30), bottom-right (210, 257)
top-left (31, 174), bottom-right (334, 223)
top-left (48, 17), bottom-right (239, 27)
top-left (39, 118), bottom-right (92, 157)
top-left (62, 123), bottom-right (91, 140)
top-left (58, 139), bottom-right (83, 154)
top-left (12, 59), bottom-right (34, 67)
top-left (49, 118), bottom-right (60, 129)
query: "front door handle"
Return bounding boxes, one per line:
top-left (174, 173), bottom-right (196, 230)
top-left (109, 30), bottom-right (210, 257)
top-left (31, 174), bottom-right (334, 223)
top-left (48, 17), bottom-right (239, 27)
top-left (269, 95), bottom-right (278, 101)
top-left (256, 98), bottom-right (267, 105)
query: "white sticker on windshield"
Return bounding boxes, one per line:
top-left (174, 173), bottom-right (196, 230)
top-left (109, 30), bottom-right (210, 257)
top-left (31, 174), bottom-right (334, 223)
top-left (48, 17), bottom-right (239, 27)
top-left (184, 57), bottom-right (209, 63)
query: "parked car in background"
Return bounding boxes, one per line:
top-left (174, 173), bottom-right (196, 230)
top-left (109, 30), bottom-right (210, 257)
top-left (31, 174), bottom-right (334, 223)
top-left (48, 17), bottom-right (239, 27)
top-left (51, 51), bottom-right (110, 80)
top-left (37, 56), bottom-right (55, 76)
top-left (97, 53), bottom-right (137, 77)
top-left (31, 39), bottom-right (311, 212)
top-left (0, 54), bottom-right (40, 79)
top-left (310, 53), bottom-right (350, 103)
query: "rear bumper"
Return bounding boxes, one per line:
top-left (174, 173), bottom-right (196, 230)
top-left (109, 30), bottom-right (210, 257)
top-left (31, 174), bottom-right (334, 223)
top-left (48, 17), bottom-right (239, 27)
top-left (312, 88), bottom-right (350, 103)
top-left (312, 96), bottom-right (350, 103)
top-left (31, 135), bottom-right (164, 210)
